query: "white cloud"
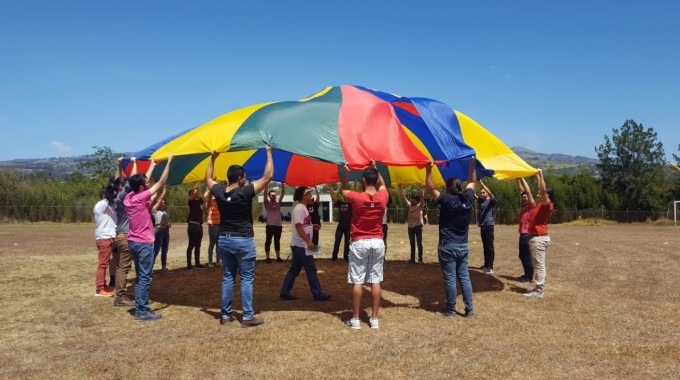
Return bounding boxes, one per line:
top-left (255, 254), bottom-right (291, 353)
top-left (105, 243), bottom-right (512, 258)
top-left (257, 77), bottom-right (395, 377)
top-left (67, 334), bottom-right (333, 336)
top-left (49, 141), bottom-right (72, 153)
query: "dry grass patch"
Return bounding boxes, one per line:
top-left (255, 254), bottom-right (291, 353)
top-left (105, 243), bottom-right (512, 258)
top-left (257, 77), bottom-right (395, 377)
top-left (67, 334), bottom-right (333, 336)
top-left (0, 223), bottom-right (678, 379)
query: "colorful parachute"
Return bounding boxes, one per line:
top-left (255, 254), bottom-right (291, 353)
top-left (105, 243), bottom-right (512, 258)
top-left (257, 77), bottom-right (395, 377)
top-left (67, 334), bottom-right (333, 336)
top-left (126, 85), bottom-right (535, 186)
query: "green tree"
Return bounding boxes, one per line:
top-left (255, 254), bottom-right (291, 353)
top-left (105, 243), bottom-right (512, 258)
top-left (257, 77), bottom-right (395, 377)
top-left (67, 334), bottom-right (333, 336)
top-left (77, 145), bottom-right (120, 180)
top-left (595, 120), bottom-right (668, 211)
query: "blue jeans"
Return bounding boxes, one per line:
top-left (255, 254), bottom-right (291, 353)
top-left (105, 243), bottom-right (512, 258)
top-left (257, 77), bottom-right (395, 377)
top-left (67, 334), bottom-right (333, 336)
top-left (129, 241), bottom-right (154, 315)
top-left (218, 236), bottom-right (256, 320)
top-left (280, 246), bottom-right (323, 299)
top-left (153, 227), bottom-right (169, 267)
top-left (438, 242), bottom-right (473, 314)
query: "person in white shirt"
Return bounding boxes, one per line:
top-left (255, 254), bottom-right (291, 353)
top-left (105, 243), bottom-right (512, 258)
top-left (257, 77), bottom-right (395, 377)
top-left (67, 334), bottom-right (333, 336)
top-left (93, 183), bottom-right (118, 297)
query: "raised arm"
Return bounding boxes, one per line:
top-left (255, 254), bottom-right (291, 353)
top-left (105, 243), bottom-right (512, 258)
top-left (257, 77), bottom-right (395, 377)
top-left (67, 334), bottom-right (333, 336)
top-left (115, 157), bottom-right (123, 181)
top-left (313, 186), bottom-right (320, 205)
top-left (466, 158), bottom-right (477, 191)
top-left (205, 151), bottom-right (219, 190)
top-left (327, 183), bottom-right (338, 202)
top-left (519, 177), bottom-right (535, 206)
top-left (536, 169), bottom-right (550, 205)
top-left (419, 187), bottom-right (425, 207)
top-left (252, 146), bottom-right (274, 194)
top-left (130, 157), bottom-right (138, 176)
top-left (152, 185), bottom-right (168, 212)
top-left (148, 155), bottom-right (173, 195)
top-left (341, 165), bottom-right (352, 197)
top-left (145, 159), bottom-right (157, 186)
top-left (425, 163), bottom-right (440, 201)
top-left (479, 179), bottom-right (495, 200)
top-left (278, 182), bottom-right (286, 203)
top-left (398, 184), bottom-right (410, 205)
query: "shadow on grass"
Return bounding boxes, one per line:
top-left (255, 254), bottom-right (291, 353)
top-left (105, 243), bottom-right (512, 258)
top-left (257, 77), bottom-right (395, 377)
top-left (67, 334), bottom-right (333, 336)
top-left (143, 258), bottom-right (505, 318)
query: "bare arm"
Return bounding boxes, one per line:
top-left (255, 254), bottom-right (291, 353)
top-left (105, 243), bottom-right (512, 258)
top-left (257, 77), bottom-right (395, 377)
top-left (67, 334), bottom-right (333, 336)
top-left (130, 157), bottom-right (138, 176)
top-left (278, 182), bottom-right (285, 203)
top-left (295, 223), bottom-right (316, 250)
top-left (115, 157), bottom-right (123, 180)
top-left (152, 185), bottom-right (168, 212)
top-left (341, 165), bottom-right (351, 197)
top-left (479, 179), bottom-right (495, 200)
top-left (425, 163), bottom-right (440, 201)
top-left (419, 187), bottom-right (425, 207)
top-left (398, 184), bottom-right (410, 206)
top-left (252, 146), bottom-right (274, 194)
top-left (520, 177), bottom-right (536, 206)
top-left (148, 155), bottom-right (173, 195)
top-left (205, 151), bottom-right (218, 190)
top-left (466, 158), bottom-right (477, 191)
top-left (145, 158), bottom-right (156, 186)
top-left (327, 183), bottom-right (337, 202)
top-left (373, 161), bottom-right (386, 192)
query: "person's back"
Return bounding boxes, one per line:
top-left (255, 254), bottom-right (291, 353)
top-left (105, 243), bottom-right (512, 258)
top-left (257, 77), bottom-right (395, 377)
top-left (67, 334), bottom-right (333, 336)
top-left (437, 190), bottom-right (475, 243)
top-left (341, 163), bottom-right (388, 330)
top-left (206, 148), bottom-right (273, 327)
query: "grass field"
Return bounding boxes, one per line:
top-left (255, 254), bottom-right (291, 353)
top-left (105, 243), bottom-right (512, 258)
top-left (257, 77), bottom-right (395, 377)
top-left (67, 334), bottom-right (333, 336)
top-left (1, 222), bottom-right (678, 379)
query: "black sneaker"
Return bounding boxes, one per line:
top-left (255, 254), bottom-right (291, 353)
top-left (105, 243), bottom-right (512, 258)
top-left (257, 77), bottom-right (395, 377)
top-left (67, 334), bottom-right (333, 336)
top-left (276, 257), bottom-right (283, 262)
top-left (186, 266), bottom-right (193, 271)
top-left (313, 294), bottom-right (332, 302)
top-left (408, 259), bottom-right (415, 264)
top-left (464, 311), bottom-right (475, 319)
top-left (265, 258), bottom-right (272, 264)
top-left (194, 264), bottom-right (207, 270)
top-left (241, 316), bottom-right (264, 327)
top-left (280, 294), bottom-right (297, 301)
top-left (134, 311), bottom-right (162, 322)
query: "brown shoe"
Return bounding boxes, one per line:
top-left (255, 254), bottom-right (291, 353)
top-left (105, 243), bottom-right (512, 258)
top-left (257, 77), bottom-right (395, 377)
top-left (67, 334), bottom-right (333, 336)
top-left (241, 316), bottom-right (264, 327)
top-left (114, 297), bottom-right (135, 306)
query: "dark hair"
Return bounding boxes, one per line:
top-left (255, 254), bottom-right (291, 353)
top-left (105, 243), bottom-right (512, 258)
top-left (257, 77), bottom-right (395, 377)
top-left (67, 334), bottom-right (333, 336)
top-left (411, 194), bottom-right (421, 202)
top-left (293, 186), bottom-right (307, 202)
top-left (268, 190), bottom-right (276, 196)
top-left (520, 191), bottom-right (528, 197)
top-left (99, 184), bottom-right (116, 204)
top-left (363, 167), bottom-right (378, 187)
top-left (445, 177), bottom-right (464, 196)
top-left (129, 174), bottom-right (146, 193)
top-left (546, 187), bottom-right (555, 203)
top-left (227, 165), bottom-right (245, 184)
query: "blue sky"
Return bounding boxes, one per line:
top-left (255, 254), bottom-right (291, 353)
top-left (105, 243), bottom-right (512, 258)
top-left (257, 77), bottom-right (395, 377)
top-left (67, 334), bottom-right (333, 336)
top-left (1, 1), bottom-right (678, 161)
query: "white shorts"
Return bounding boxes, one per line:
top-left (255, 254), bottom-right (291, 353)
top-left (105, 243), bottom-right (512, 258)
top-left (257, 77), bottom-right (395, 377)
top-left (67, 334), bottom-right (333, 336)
top-left (348, 238), bottom-right (385, 284)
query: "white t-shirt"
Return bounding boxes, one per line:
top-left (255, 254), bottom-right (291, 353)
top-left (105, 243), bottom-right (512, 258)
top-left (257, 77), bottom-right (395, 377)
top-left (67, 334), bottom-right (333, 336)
top-left (94, 199), bottom-right (117, 240)
top-left (290, 203), bottom-right (312, 248)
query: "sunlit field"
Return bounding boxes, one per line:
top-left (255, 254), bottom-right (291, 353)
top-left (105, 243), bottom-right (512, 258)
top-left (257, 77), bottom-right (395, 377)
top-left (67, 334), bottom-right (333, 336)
top-left (1, 222), bottom-right (678, 379)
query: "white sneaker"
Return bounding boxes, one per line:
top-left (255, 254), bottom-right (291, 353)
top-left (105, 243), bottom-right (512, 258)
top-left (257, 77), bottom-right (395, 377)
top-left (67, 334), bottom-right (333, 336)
top-left (344, 318), bottom-right (361, 330)
top-left (483, 267), bottom-right (494, 274)
top-left (523, 290), bottom-right (544, 298)
top-left (369, 317), bottom-right (380, 329)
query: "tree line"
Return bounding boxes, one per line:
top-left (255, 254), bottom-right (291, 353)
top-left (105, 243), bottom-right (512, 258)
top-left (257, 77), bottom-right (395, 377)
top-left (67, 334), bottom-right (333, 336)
top-left (1, 120), bottom-right (678, 224)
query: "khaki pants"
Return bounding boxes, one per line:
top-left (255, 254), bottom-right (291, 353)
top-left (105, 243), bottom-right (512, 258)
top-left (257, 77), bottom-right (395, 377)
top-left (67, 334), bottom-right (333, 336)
top-left (114, 234), bottom-right (133, 298)
top-left (529, 235), bottom-right (551, 291)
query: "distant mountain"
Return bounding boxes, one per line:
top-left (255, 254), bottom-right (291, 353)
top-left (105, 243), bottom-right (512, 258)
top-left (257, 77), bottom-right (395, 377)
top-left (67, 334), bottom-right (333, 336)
top-left (0, 147), bottom-right (600, 179)
top-left (0, 155), bottom-right (96, 179)
top-left (511, 147), bottom-right (599, 175)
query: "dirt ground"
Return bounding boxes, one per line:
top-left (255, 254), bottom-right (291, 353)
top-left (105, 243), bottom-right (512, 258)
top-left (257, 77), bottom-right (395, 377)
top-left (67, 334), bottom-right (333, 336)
top-left (0, 223), bottom-right (678, 379)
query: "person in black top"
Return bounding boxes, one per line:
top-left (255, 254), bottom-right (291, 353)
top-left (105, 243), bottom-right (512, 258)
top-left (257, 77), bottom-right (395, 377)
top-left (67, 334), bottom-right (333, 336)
top-left (425, 158), bottom-right (477, 319)
top-left (205, 147), bottom-right (273, 327)
top-left (186, 184), bottom-right (206, 270)
top-left (327, 182), bottom-right (351, 261)
top-left (307, 186), bottom-right (321, 245)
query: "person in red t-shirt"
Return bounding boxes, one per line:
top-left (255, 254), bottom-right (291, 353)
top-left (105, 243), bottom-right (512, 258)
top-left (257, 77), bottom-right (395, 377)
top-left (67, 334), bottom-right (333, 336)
top-left (524, 169), bottom-right (554, 298)
top-left (517, 177), bottom-right (536, 283)
top-left (340, 161), bottom-right (389, 330)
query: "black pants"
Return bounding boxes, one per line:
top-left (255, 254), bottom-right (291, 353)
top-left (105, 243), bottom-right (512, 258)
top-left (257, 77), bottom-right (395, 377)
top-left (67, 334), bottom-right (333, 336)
top-left (312, 229), bottom-right (319, 246)
top-left (208, 224), bottom-right (220, 264)
top-left (408, 225), bottom-right (423, 261)
top-left (186, 223), bottom-right (203, 267)
top-left (265, 225), bottom-right (283, 253)
top-left (519, 233), bottom-right (534, 278)
top-left (480, 225), bottom-right (495, 269)
top-left (332, 224), bottom-right (350, 260)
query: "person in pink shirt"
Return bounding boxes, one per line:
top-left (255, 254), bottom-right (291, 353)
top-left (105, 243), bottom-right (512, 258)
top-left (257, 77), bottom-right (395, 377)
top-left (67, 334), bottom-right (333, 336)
top-left (340, 161), bottom-right (389, 330)
top-left (124, 154), bottom-right (173, 321)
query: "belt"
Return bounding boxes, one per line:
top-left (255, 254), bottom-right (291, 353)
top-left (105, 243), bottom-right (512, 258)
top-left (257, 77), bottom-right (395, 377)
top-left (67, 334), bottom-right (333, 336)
top-left (219, 233), bottom-right (248, 237)
top-left (188, 221), bottom-right (202, 225)
top-left (530, 233), bottom-right (549, 237)
top-left (116, 233), bottom-right (128, 238)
